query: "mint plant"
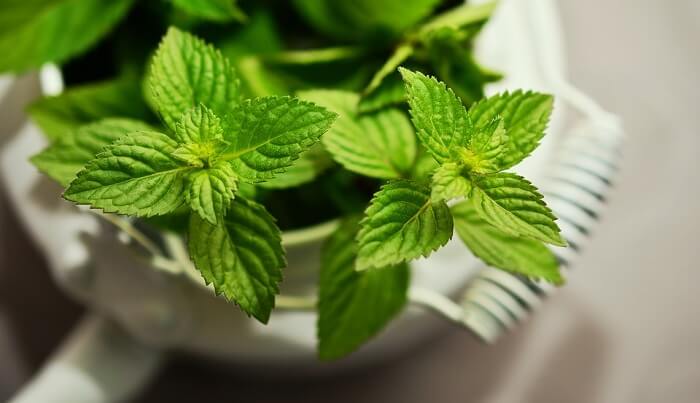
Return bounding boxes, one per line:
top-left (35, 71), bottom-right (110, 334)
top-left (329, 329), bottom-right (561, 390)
top-left (14, 0), bottom-right (566, 360)
top-left (352, 68), bottom-right (565, 275)
top-left (62, 27), bottom-right (337, 323)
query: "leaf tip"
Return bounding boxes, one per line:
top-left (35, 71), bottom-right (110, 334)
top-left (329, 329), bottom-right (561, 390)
top-left (353, 257), bottom-right (372, 272)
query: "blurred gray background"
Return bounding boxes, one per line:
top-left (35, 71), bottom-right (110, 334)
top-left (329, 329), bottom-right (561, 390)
top-left (1, 1), bottom-right (699, 402)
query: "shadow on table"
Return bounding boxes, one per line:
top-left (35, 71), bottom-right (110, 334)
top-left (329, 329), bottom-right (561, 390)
top-left (137, 293), bottom-right (609, 403)
top-left (0, 192), bottom-right (83, 401)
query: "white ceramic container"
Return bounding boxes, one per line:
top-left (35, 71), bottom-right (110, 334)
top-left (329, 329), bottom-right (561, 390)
top-left (0, 1), bottom-right (624, 402)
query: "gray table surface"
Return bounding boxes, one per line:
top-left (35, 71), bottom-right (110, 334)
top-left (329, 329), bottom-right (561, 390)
top-left (2, 1), bottom-right (699, 402)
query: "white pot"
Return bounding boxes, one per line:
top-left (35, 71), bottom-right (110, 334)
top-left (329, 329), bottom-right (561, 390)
top-left (1, 0), bottom-right (624, 401)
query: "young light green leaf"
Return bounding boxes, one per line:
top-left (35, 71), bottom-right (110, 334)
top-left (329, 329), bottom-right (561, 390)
top-left (172, 105), bottom-right (228, 167)
top-left (188, 197), bottom-right (285, 323)
top-left (400, 67), bottom-right (468, 163)
top-left (430, 162), bottom-right (471, 202)
top-left (258, 144), bottom-right (333, 189)
top-left (0, 0), bottom-right (134, 73)
top-left (471, 173), bottom-right (566, 246)
top-left (318, 217), bottom-right (409, 360)
top-left (458, 117), bottom-right (508, 174)
top-left (452, 200), bottom-right (563, 285)
top-left (299, 90), bottom-right (415, 179)
top-left (172, 143), bottom-right (223, 167)
top-left (186, 163), bottom-right (237, 225)
top-left (64, 131), bottom-right (192, 216)
top-left (220, 96), bottom-right (337, 182)
top-left (357, 180), bottom-right (453, 270)
top-left (31, 118), bottom-right (153, 187)
top-left (148, 27), bottom-right (242, 131)
top-left (171, 0), bottom-right (246, 23)
top-left (175, 104), bottom-right (224, 144)
top-left (467, 90), bottom-right (553, 169)
top-left (28, 77), bottom-right (151, 141)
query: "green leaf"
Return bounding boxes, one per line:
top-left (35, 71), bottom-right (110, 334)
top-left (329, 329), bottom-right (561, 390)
top-left (467, 91), bottom-right (553, 169)
top-left (64, 131), bottom-right (192, 217)
top-left (236, 57), bottom-right (289, 98)
top-left (171, 105), bottom-right (228, 167)
top-left (470, 173), bottom-right (565, 246)
top-left (416, 0), bottom-right (497, 38)
top-left (0, 0), bottom-right (134, 73)
top-left (430, 162), bottom-right (471, 202)
top-left (31, 118), bottom-right (153, 187)
top-left (28, 77), bottom-right (151, 141)
top-left (258, 144), bottom-right (333, 189)
top-left (174, 104), bottom-right (224, 144)
top-left (299, 90), bottom-right (415, 179)
top-left (293, 0), bottom-right (440, 41)
top-left (358, 73), bottom-right (406, 113)
top-left (410, 146), bottom-right (440, 181)
top-left (424, 28), bottom-right (502, 106)
top-left (441, 56), bottom-right (503, 106)
top-left (400, 67), bottom-right (468, 163)
top-left (188, 197), bottom-right (285, 323)
top-left (148, 27), bottom-right (242, 131)
top-left (171, 0), bottom-right (246, 23)
top-left (291, 0), bottom-right (351, 39)
top-left (317, 217), bottom-right (409, 360)
top-left (364, 43), bottom-right (414, 96)
top-left (458, 117), bottom-right (508, 174)
top-left (217, 11), bottom-right (285, 97)
top-left (357, 180), bottom-right (453, 270)
top-left (186, 163), bottom-right (237, 225)
top-left (220, 96), bottom-right (337, 182)
top-left (452, 200), bottom-right (563, 285)
top-left (218, 10), bottom-right (282, 63)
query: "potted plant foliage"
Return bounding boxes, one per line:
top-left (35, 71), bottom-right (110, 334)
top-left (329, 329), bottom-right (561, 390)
top-left (1, 0), bottom-right (575, 366)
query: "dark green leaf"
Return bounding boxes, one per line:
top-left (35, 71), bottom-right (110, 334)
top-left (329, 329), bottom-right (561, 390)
top-left (171, 0), bottom-right (246, 23)
top-left (0, 0), bottom-right (134, 72)
top-left (28, 77), bottom-right (151, 141)
top-left (317, 217), bottom-right (409, 360)
top-left (188, 197), bottom-right (285, 323)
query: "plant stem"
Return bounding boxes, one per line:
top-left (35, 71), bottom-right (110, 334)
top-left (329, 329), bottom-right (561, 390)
top-left (97, 212), bottom-right (163, 258)
top-left (262, 46), bottom-right (368, 65)
top-left (275, 295), bottom-right (316, 310)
